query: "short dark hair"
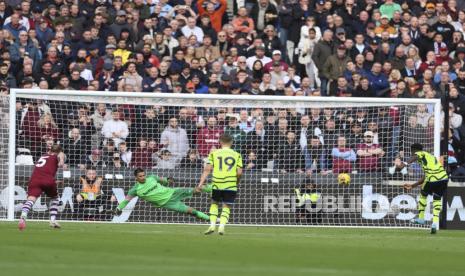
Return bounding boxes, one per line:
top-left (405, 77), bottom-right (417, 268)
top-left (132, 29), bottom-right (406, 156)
top-left (134, 168), bottom-right (145, 176)
top-left (411, 143), bottom-right (423, 152)
top-left (219, 134), bottom-right (233, 144)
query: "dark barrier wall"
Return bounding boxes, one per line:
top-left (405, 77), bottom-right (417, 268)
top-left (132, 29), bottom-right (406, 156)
top-left (2, 166), bottom-right (464, 229)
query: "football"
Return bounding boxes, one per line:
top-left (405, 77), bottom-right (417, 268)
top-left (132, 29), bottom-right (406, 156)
top-left (338, 173), bottom-right (351, 186)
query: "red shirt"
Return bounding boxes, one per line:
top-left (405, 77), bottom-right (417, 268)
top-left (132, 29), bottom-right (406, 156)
top-left (196, 127), bottom-right (224, 157)
top-left (30, 153), bottom-right (58, 185)
top-left (356, 143), bottom-right (381, 172)
top-left (332, 147), bottom-right (353, 174)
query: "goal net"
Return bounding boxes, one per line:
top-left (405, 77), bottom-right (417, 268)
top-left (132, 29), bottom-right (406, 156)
top-left (2, 89), bottom-right (442, 228)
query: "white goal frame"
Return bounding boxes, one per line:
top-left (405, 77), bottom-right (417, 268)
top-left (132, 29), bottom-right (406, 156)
top-left (5, 89), bottom-right (443, 224)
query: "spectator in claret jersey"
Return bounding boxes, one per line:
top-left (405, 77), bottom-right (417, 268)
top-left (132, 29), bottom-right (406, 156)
top-left (196, 116), bottom-right (224, 157)
top-left (332, 136), bottom-right (356, 174)
top-left (131, 137), bottom-right (153, 168)
top-left (356, 131), bottom-right (385, 172)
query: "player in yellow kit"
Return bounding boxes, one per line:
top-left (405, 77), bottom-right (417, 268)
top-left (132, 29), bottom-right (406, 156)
top-left (197, 134), bottom-right (243, 235)
top-left (397, 143), bottom-right (448, 234)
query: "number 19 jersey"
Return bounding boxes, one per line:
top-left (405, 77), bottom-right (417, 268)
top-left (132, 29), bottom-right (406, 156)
top-left (207, 147), bottom-right (243, 191)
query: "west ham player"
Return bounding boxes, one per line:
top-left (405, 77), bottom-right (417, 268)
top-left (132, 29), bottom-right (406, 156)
top-left (18, 144), bottom-right (66, 230)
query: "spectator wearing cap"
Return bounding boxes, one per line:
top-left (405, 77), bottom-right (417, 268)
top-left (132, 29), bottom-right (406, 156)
top-left (356, 130), bottom-right (385, 172)
top-left (312, 30), bottom-right (334, 95)
top-left (435, 46), bottom-right (452, 64)
top-left (246, 45), bottom-right (272, 71)
top-left (264, 49), bottom-right (288, 73)
top-left (110, 10), bottom-right (132, 40)
top-left (269, 61), bottom-right (288, 87)
top-left (334, 27), bottom-right (347, 49)
top-left (322, 45), bottom-right (350, 91)
top-left (195, 35), bottom-right (221, 60)
top-left (98, 60), bottom-right (117, 91)
top-left (374, 15), bottom-right (397, 38)
top-left (232, 7), bottom-right (255, 34)
top-left (218, 74), bottom-right (233, 94)
top-left (197, 0), bottom-right (227, 33)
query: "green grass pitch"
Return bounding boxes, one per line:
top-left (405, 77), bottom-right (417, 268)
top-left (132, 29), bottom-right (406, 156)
top-left (0, 222), bottom-right (464, 276)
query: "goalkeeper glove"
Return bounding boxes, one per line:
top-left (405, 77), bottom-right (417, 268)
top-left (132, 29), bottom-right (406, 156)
top-left (167, 177), bottom-right (175, 185)
top-left (114, 207), bottom-right (123, 216)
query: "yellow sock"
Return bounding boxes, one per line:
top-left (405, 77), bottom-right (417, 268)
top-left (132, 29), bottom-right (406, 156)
top-left (219, 207), bottom-right (230, 226)
top-left (418, 194), bottom-right (427, 220)
top-left (432, 199), bottom-right (442, 224)
top-left (209, 204), bottom-right (218, 227)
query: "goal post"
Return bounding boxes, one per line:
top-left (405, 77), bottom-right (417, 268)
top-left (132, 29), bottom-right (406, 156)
top-left (3, 89), bottom-right (443, 228)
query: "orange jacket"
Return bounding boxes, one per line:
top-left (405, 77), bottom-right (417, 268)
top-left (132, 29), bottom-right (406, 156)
top-left (197, 0), bottom-right (227, 33)
top-left (232, 16), bottom-right (255, 34)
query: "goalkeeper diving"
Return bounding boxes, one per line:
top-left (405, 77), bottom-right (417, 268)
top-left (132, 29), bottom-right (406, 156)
top-left (396, 143), bottom-right (448, 234)
top-left (115, 168), bottom-right (211, 221)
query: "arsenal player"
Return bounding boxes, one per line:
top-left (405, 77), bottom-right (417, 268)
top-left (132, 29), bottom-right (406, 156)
top-left (18, 144), bottom-right (66, 231)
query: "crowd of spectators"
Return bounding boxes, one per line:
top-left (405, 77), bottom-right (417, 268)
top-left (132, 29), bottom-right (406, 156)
top-left (1, 0), bottom-right (465, 178)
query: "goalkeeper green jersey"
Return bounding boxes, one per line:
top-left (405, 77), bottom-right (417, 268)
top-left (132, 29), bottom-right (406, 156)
top-left (207, 147), bottom-right (243, 191)
top-left (414, 151), bottom-right (448, 182)
top-left (127, 175), bottom-right (174, 207)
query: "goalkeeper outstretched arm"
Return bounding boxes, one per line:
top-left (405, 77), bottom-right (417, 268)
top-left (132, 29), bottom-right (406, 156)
top-left (115, 195), bottom-right (135, 215)
top-left (196, 164), bottom-right (213, 192)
